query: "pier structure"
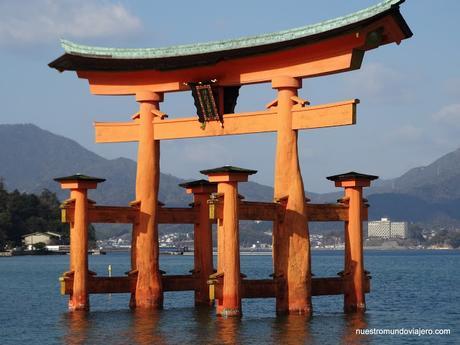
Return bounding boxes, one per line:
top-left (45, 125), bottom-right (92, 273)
top-left (50, 0), bottom-right (411, 316)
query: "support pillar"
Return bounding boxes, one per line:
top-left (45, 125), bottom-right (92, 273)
top-left (202, 166), bottom-right (257, 317)
top-left (272, 76), bottom-right (311, 315)
top-left (130, 91), bottom-right (164, 309)
top-left (327, 172), bottom-right (378, 313)
top-left (179, 180), bottom-right (217, 305)
top-left (55, 174), bottom-right (105, 311)
top-left (339, 188), bottom-right (352, 286)
top-left (215, 182), bottom-right (226, 315)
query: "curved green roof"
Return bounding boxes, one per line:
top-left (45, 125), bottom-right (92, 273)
top-left (49, 0), bottom-right (411, 71)
top-left (62, 0), bottom-right (404, 59)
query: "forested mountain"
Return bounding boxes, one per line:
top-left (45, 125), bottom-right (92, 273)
top-left (2, 123), bottom-right (460, 240)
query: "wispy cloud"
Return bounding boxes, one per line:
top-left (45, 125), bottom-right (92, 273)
top-left (433, 104), bottom-right (460, 128)
top-left (388, 125), bottom-right (424, 143)
top-left (342, 62), bottom-right (414, 104)
top-left (0, 0), bottom-right (142, 47)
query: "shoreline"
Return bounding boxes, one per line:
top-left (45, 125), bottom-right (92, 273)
top-left (1, 247), bottom-right (458, 257)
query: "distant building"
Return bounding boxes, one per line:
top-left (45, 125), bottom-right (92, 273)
top-left (367, 218), bottom-right (408, 239)
top-left (22, 232), bottom-right (62, 250)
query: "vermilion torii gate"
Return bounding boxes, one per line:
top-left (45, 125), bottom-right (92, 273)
top-left (50, 0), bottom-right (411, 316)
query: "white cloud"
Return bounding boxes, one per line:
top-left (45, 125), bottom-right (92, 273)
top-left (0, 0), bottom-right (142, 46)
top-left (433, 104), bottom-right (460, 127)
top-left (387, 125), bottom-right (424, 143)
top-left (342, 62), bottom-right (413, 104)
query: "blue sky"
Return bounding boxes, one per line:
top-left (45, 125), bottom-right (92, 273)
top-left (1, 0), bottom-right (459, 192)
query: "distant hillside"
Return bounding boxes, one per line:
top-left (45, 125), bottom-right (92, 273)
top-left (0, 124), bottom-right (189, 206)
top-left (1, 123), bottom-right (460, 238)
top-left (370, 148), bottom-right (460, 202)
top-left (367, 193), bottom-right (460, 223)
top-left (0, 124), bottom-right (277, 206)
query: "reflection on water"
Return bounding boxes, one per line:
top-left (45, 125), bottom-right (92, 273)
top-left (43, 252), bottom-right (459, 345)
top-left (130, 310), bottom-right (165, 345)
top-left (60, 308), bottom-right (373, 345)
top-left (342, 313), bottom-right (369, 345)
top-left (63, 311), bottom-right (90, 345)
top-left (216, 317), bottom-right (241, 344)
top-left (272, 315), bottom-right (313, 345)
top-left (191, 306), bottom-right (216, 341)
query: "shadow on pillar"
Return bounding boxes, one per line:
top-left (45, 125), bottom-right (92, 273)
top-left (276, 208), bottom-right (312, 317)
top-left (344, 260), bottom-right (366, 314)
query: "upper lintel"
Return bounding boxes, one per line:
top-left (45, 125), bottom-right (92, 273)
top-left (48, 0), bottom-right (412, 94)
top-left (49, 0), bottom-right (411, 73)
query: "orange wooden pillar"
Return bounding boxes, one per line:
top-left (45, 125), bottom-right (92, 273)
top-left (213, 182), bottom-right (226, 315)
top-left (272, 76), bottom-right (312, 315)
top-left (202, 166), bottom-right (257, 317)
top-left (55, 174), bottom-right (105, 311)
top-left (130, 91), bottom-right (163, 310)
top-left (339, 188), bottom-right (352, 286)
top-left (327, 172), bottom-right (378, 313)
top-left (179, 179), bottom-right (217, 305)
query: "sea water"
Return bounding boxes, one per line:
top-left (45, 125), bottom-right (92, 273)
top-left (0, 250), bottom-right (458, 344)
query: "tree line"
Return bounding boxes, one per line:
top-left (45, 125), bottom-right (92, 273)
top-left (0, 178), bottom-right (68, 250)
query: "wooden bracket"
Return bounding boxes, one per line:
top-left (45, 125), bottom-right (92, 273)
top-left (209, 192), bottom-right (224, 201)
top-left (129, 200), bottom-right (141, 208)
top-left (152, 109), bottom-right (168, 120)
top-left (274, 195), bottom-right (289, 205)
top-left (209, 271), bottom-right (224, 280)
top-left (131, 109), bottom-right (168, 120)
top-left (61, 198), bottom-right (76, 207)
top-left (62, 270), bottom-right (75, 277)
top-left (271, 272), bottom-right (284, 279)
top-left (126, 269), bottom-right (138, 277)
top-left (266, 99), bottom-right (278, 109)
top-left (337, 196), bottom-right (350, 204)
top-left (290, 96), bottom-right (310, 108)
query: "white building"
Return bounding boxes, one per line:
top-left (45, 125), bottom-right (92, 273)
top-left (22, 232), bottom-right (62, 250)
top-left (367, 218), bottom-right (408, 239)
top-left (390, 221), bottom-right (409, 238)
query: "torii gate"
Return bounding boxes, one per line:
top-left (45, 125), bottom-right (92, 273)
top-left (50, 0), bottom-right (411, 316)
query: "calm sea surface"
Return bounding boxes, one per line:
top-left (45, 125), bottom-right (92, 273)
top-left (0, 250), bottom-right (459, 345)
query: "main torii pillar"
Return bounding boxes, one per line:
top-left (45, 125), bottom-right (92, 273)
top-left (130, 91), bottom-right (163, 309)
top-left (272, 76), bottom-right (311, 315)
